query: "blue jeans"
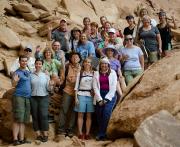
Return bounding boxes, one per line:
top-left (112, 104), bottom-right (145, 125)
top-left (96, 90), bottom-right (116, 138)
top-left (57, 92), bottom-right (75, 133)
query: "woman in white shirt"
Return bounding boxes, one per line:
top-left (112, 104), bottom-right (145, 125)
top-left (74, 58), bottom-right (94, 140)
top-left (93, 57), bottom-right (117, 141)
top-left (30, 58), bottom-right (53, 142)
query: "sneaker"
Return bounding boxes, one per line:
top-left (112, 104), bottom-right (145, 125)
top-left (13, 140), bottom-right (21, 146)
top-left (56, 130), bottom-right (67, 136)
top-left (41, 136), bottom-right (48, 142)
top-left (19, 139), bottom-right (31, 144)
top-left (36, 136), bottom-right (42, 141)
top-left (78, 134), bottom-right (84, 140)
top-left (95, 136), bottom-right (107, 141)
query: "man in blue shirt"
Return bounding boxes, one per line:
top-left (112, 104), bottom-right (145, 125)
top-left (12, 55), bottom-right (31, 146)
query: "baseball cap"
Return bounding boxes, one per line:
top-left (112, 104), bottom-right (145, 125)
top-left (24, 44), bottom-right (32, 52)
top-left (99, 57), bottom-right (110, 64)
top-left (108, 28), bottom-right (116, 34)
top-left (60, 19), bottom-right (67, 23)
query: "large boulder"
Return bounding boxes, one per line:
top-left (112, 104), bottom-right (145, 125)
top-left (134, 110), bottom-right (180, 147)
top-left (0, 26), bottom-right (20, 49)
top-left (12, 3), bottom-right (33, 13)
top-left (20, 11), bottom-right (40, 21)
top-left (6, 17), bottom-right (37, 37)
top-left (107, 50), bottom-right (180, 139)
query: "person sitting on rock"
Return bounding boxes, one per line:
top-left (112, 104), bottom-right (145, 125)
top-left (11, 55), bottom-right (32, 146)
top-left (10, 45), bottom-right (35, 76)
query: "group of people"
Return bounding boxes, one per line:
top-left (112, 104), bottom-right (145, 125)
top-left (10, 7), bottom-right (177, 146)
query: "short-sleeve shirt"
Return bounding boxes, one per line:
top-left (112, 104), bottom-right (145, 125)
top-left (76, 41), bottom-right (96, 60)
top-left (31, 72), bottom-right (50, 96)
top-left (123, 27), bottom-right (134, 36)
top-left (89, 33), bottom-right (103, 49)
top-left (14, 69), bottom-right (31, 98)
top-left (109, 59), bottom-right (121, 73)
top-left (42, 59), bottom-right (61, 76)
top-left (120, 46), bottom-right (143, 70)
top-left (51, 29), bottom-right (70, 52)
top-left (139, 26), bottom-right (160, 52)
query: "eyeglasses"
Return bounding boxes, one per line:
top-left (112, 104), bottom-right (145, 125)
top-left (125, 38), bottom-right (133, 41)
top-left (24, 49), bottom-right (32, 52)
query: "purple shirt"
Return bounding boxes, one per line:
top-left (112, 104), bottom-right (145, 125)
top-left (99, 73), bottom-right (109, 91)
top-left (109, 59), bottom-right (121, 73)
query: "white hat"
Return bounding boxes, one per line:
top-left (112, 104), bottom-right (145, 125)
top-left (60, 18), bottom-right (67, 23)
top-left (25, 44), bottom-right (32, 51)
top-left (102, 44), bottom-right (118, 56)
top-left (108, 28), bottom-right (116, 34)
top-left (100, 57), bottom-right (110, 64)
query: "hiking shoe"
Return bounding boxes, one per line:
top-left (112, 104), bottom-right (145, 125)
top-left (95, 136), bottom-right (107, 141)
top-left (41, 136), bottom-right (48, 142)
top-left (19, 139), bottom-right (31, 144)
top-left (36, 136), bottom-right (43, 141)
top-left (13, 140), bottom-right (21, 146)
top-left (66, 129), bottom-right (74, 138)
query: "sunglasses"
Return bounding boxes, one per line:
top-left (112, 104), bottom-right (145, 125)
top-left (24, 49), bottom-right (32, 52)
top-left (125, 38), bottom-right (133, 41)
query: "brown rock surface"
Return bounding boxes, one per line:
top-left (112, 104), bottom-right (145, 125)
top-left (107, 50), bottom-right (180, 139)
top-left (13, 3), bottom-right (33, 13)
top-left (6, 17), bottom-right (37, 37)
top-left (21, 11), bottom-right (40, 21)
top-left (0, 26), bottom-right (21, 49)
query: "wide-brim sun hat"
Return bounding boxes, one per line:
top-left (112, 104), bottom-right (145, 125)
top-left (102, 44), bottom-right (119, 56)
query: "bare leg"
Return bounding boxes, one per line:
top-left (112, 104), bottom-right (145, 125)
top-left (42, 131), bottom-right (48, 136)
top-left (77, 112), bottom-right (84, 135)
top-left (12, 122), bottom-right (20, 140)
top-left (19, 123), bottom-right (25, 140)
top-left (86, 113), bottom-right (92, 135)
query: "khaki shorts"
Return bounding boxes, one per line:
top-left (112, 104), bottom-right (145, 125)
top-left (12, 96), bottom-right (30, 123)
top-left (148, 51), bottom-right (158, 63)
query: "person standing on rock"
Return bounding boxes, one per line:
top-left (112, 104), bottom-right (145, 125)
top-left (48, 19), bottom-right (70, 56)
top-left (30, 58), bottom-right (54, 143)
top-left (93, 57), bottom-right (117, 141)
top-left (119, 35), bottom-right (144, 85)
top-left (11, 55), bottom-right (32, 146)
top-left (74, 58), bottom-right (94, 140)
top-left (82, 17), bottom-right (91, 38)
top-left (10, 45), bottom-right (35, 76)
top-left (123, 15), bottom-right (136, 37)
top-left (138, 15), bottom-right (162, 67)
top-left (57, 52), bottom-right (81, 137)
top-left (98, 16), bottom-right (108, 33)
top-left (157, 11), bottom-right (177, 57)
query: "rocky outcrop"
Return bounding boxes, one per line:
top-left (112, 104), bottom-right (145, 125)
top-left (107, 50), bottom-right (180, 139)
top-left (12, 3), bottom-right (33, 13)
top-left (0, 26), bottom-right (20, 49)
top-left (134, 110), bottom-right (180, 147)
top-left (6, 17), bottom-right (37, 37)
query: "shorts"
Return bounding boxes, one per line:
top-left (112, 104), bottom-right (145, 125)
top-left (148, 51), bottom-right (158, 63)
top-left (12, 96), bottom-right (31, 123)
top-left (74, 95), bottom-right (94, 113)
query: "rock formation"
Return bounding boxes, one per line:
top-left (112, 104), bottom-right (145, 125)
top-left (107, 50), bottom-right (180, 139)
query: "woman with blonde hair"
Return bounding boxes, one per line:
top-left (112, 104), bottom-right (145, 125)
top-left (74, 58), bottom-right (94, 140)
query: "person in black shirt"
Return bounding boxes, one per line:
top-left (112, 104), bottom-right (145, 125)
top-left (123, 15), bottom-right (136, 37)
